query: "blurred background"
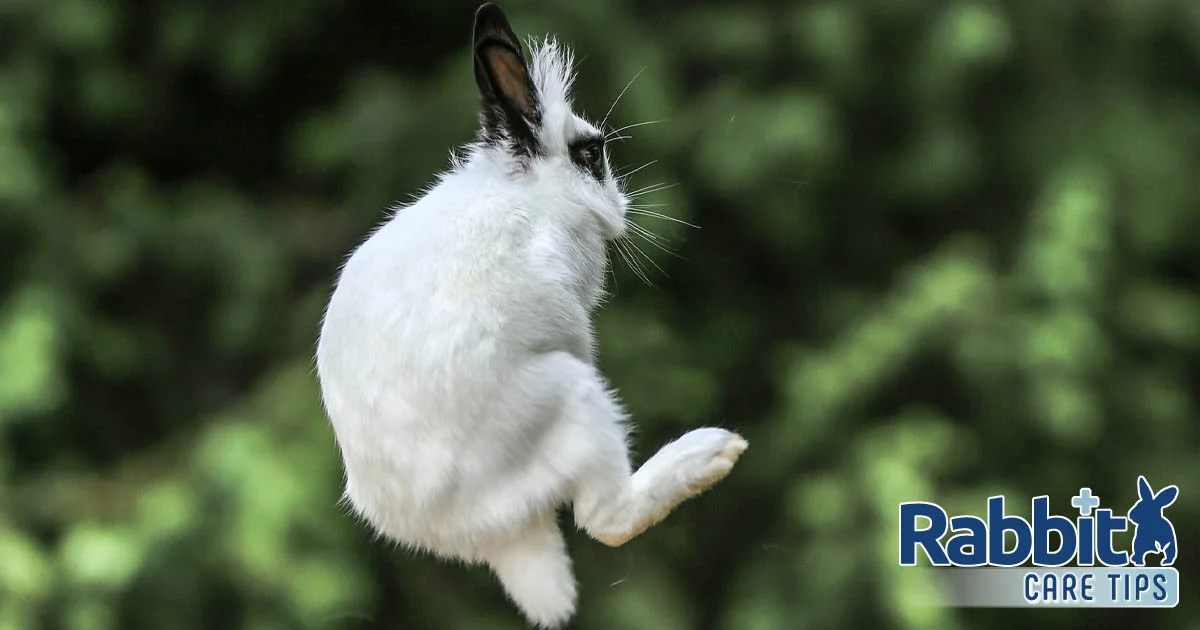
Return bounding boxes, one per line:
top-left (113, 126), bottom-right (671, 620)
top-left (1, 0), bottom-right (1197, 628)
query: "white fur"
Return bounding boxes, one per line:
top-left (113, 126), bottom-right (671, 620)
top-left (315, 37), bottom-right (746, 629)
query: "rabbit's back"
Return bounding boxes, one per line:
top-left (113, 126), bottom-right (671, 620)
top-left (319, 177), bottom-right (595, 390)
top-left (315, 177), bottom-right (602, 551)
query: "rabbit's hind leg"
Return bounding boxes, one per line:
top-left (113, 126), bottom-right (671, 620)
top-left (573, 426), bottom-right (747, 547)
top-left (541, 353), bottom-right (748, 547)
top-left (483, 509), bottom-right (577, 629)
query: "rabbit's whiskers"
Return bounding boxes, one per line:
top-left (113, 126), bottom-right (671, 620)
top-left (622, 235), bottom-right (667, 278)
top-left (627, 207), bottom-right (699, 229)
top-left (606, 149), bottom-right (697, 283)
top-left (600, 66), bottom-right (647, 131)
top-left (604, 111), bottom-right (688, 284)
top-left (611, 239), bottom-right (652, 286)
top-left (626, 221), bottom-right (663, 242)
top-left (605, 119), bottom-right (667, 140)
top-left (607, 202), bottom-right (694, 286)
top-left (627, 222), bottom-right (683, 260)
top-left (627, 181), bottom-right (679, 198)
top-left (615, 160), bottom-right (657, 181)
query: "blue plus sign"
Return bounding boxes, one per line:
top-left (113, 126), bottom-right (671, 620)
top-left (1072, 488), bottom-right (1100, 516)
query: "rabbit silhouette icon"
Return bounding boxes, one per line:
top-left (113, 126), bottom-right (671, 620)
top-left (1126, 475), bottom-right (1179, 567)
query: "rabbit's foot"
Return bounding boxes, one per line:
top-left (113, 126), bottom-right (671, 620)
top-left (643, 427), bottom-right (748, 498)
top-left (486, 513), bottom-right (577, 629)
top-left (582, 427), bottom-right (747, 547)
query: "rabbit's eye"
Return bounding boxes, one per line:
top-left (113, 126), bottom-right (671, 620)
top-left (570, 136), bottom-right (607, 181)
top-left (580, 144), bottom-right (603, 169)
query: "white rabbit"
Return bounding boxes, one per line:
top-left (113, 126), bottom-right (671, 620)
top-left (314, 4), bottom-right (747, 627)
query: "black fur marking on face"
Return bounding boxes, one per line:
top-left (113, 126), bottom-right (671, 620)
top-left (568, 134), bottom-right (607, 182)
top-left (472, 4), bottom-right (543, 158)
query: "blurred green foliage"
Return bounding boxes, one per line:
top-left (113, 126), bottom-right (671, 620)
top-left (1, 0), bottom-right (1198, 628)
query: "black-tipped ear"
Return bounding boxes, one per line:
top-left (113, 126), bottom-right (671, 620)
top-left (472, 3), bottom-right (541, 154)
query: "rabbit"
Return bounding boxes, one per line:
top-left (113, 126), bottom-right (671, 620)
top-left (1126, 475), bottom-right (1178, 567)
top-left (314, 4), bottom-right (748, 628)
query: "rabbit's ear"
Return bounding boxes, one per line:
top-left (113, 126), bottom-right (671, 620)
top-left (1155, 485), bottom-right (1179, 507)
top-left (472, 4), bottom-right (541, 155)
top-left (1138, 476), bottom-right (1153, 501)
